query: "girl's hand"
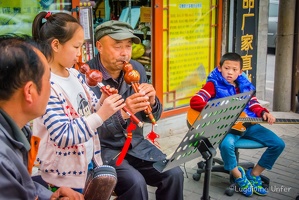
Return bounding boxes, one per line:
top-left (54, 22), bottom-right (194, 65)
top-left (98, 85), bottom-right (118, 105)
top-left (97, 94), bottom-right (125, 121)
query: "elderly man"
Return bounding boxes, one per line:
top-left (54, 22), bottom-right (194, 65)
top-left (0, 35), bottom-right (83, 200)
top-left (86, 21), bottom-right (184, 200)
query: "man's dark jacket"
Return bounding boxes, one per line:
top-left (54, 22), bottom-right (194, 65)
top-left (0, 109), bottom-right (52, 199)
top-left (87, 54), bottom-right (165, 164)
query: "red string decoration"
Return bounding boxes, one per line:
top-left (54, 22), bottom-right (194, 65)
top-left (146, 124), bottom-right (160, 149)
top-left (116, 122), bottom-right (137, 166)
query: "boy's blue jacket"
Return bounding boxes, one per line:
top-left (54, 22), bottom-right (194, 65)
top-left (207, 68), bottom-right (257, 117)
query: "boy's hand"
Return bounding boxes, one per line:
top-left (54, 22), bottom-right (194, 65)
top-left (262, 112), bottom-right (276, 125)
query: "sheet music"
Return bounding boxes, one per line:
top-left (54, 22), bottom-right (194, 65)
top-left (154, 91), bottom-right (255, 172)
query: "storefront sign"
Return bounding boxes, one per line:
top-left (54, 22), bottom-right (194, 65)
top-left (234, 0), bottom-right (259, 86)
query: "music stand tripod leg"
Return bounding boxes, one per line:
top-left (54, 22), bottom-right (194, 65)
top-left (197, 137), bottom-right (216, 200)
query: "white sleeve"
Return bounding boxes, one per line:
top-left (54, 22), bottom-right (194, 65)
top-left (85, 113), bottom-right (103, 130)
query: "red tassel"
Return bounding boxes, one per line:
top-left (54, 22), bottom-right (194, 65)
top-left (116, 122), bottom-right (136, 166)
top-left (146, 124), bottom-right (160, 148)
top-left (127, 122), bottom-right (137, 132)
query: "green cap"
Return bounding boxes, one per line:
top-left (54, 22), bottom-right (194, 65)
top-left (95, 20), bottom-right (141, 44)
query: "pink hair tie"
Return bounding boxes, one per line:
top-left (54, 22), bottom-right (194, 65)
top-left (45, 12), bottom-right (52, 19)
top-left (42, 12), bottom-right (52, 24)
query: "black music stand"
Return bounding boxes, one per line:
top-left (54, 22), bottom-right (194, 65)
top-left (153, 91), bottom-right (255, 200)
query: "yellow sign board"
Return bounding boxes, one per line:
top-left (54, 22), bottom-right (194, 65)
top-left (140, 7), bottom-right (151, 23)
top-left (163, 0), bottom-right (216, 110)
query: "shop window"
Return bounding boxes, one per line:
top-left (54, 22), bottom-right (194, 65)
top-left (89, 0), bottom-right (152, 82)
top-left (0, 0), bottom-right (72, 36)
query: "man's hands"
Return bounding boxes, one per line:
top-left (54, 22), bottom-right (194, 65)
top-left (121, 83), bottom-right (156, 119)
top-left (138, 83), bottom-right (156, 106)
top-left (51, 186), bottom-right (84, 200)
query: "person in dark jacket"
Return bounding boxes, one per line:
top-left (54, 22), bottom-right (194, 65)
top-left (0, 35), bottom-right (83, 200)
top-left (86, 20), bottom-right (184, 200)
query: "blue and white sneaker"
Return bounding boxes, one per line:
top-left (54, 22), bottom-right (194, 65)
top-left (246, 168), bottom-right (268, 196)
top-left (235, 166), bottom-right (253, 197)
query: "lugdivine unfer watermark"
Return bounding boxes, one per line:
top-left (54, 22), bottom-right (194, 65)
top-left (235, 185), bottom-right (292, 193)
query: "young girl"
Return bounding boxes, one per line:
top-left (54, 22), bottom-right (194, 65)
top-left (31, 12), bottom-right (125, 192)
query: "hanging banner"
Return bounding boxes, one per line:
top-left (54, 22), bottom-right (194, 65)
top-left (234, 0), bottom-right (259, 86)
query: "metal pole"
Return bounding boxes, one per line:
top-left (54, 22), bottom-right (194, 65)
top-left (128, 0), bottom-right (131, 25)
top-left (201, 155), bottom-right (212, 200)
top-left (273, 0), bottom-right (296, 111)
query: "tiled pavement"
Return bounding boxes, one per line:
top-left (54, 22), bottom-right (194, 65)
top-left (146, 111), bottom-right (299, 200)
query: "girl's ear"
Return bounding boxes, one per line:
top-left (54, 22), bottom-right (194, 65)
top-left (51, 39), bottom-right (60, 52)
